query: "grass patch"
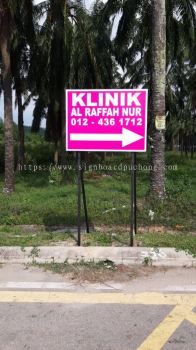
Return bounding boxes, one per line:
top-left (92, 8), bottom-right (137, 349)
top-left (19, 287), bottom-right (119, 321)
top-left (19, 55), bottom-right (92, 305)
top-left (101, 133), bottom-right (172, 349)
top-left (0, 231), bottom-right (74, 247)
top-left (35, 259), bottom-right (117, 274)
top-left (137, 233), bottom-right (196, 257)
top-left (0, 228), bottom-right (195, 258)
top-left (83, 232), bottom-right (114, 246)
top-left (0, 152), bottom-right (195, 230)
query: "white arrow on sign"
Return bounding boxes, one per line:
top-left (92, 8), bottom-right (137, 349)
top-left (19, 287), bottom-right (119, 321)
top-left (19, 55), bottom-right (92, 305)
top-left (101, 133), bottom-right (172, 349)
top-left (70, 128), bottom-right (143, 147)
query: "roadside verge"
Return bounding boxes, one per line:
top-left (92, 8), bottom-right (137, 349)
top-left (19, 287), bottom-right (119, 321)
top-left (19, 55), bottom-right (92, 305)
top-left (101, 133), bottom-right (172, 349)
top-left (0, 246), bottom-right (195, 267)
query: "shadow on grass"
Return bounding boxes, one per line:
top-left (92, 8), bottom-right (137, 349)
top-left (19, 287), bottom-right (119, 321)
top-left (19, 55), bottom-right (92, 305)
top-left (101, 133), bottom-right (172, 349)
top-left (43, 211), bottom-right (95, 232)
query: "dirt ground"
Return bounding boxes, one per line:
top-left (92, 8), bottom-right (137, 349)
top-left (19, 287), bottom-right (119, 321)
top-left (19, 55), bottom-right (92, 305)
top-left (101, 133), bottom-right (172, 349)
top-left (38, 263), bottom-right (168, 283)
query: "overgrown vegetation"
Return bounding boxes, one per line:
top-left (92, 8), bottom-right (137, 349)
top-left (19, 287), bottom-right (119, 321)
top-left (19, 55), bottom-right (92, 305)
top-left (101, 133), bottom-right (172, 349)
top-left (32, 260), bottom-right (156, 282)
top-left (0, 152), bottom-right (195, 231)
top-left (35, 259), bottom-right (117, 274)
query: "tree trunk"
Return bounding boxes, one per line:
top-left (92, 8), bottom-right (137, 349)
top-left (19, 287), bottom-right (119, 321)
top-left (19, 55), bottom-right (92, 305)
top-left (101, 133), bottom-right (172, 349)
top-left (191, 134), bottom-right (194, 159)
top-left (150, 0), bottom-right (166, 199)
top-left (0, 15), bottom-right (14, 193)
top-left (184, 135), bottom-right (188, 158)
top-left (61, 89), bottom-right (66, 164)
top-left (16, 89), bottom-right (25, 169)
top-left (54, 142), bottom-right (59, 164)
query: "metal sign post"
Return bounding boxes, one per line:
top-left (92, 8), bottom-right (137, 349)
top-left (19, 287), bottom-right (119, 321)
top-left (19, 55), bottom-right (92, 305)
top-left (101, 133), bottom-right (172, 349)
top-left (77, 152), bottom-right (81, 246)
top-left (81, 165), bottom-right (90, 234)
top-left (77, 152), bottom-right (89, 246)
top-left (66, 89), bottom-right (148, 247)
top-left (130, 153), bottom-right (137, 247)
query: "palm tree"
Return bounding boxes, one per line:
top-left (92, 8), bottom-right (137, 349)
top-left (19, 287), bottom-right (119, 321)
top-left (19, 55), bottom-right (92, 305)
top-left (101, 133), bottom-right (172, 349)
top-left (29, 0), bottom-right (69, 162)
top-left (0, 0), bottom-right (35, 191)
top-left (31, 0), bottom-right (115, 161)
top-left (0, 0), bottom-right (14, 193)
top-left (150, 0), bottom-right (166, 199)
top-left (69, 1), bottom-right (114, 90)
top-left (166, 50), bottom-right (196, 157)
top-left (11, 0), bottom-right (34, 168)
top-left (102, 0), bottom-right (195, 199)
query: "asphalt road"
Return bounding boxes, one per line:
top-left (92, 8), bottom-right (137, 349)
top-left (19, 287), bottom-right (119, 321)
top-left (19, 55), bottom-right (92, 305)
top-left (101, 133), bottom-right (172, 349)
top-left (0, 264), bottom-right (195, 350)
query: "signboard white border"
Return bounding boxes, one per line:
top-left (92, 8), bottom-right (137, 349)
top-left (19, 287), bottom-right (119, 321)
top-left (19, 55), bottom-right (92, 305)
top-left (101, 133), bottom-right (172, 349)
top-left (66, 89), bottom-right (148, 152)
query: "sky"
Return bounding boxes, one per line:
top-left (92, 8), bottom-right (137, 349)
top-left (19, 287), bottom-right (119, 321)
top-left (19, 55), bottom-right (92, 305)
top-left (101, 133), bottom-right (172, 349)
top-left (0, 0), bottom-right (111, 127)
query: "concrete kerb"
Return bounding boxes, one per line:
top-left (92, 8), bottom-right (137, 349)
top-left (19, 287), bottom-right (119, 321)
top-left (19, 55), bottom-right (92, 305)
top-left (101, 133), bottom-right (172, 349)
top-left (0, 247), bottom-right (195, 267)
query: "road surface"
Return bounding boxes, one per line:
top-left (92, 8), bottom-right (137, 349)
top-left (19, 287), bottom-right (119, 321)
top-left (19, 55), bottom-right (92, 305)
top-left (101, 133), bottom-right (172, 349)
top-left (0, 264), bottom-right (195, 350)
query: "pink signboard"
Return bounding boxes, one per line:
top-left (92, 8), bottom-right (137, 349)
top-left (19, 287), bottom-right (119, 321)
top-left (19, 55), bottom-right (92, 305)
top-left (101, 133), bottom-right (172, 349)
top-left (66, 89), bottom-right (148, 152)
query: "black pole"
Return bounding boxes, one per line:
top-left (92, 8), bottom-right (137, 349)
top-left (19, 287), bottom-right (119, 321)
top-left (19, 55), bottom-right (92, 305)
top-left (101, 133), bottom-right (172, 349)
top-left (130, 153), bottom-right (137, 246)
top-left (81, 168), bottom-right (90, 233)
top-left (77, 152), bottom-right (81, 246)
